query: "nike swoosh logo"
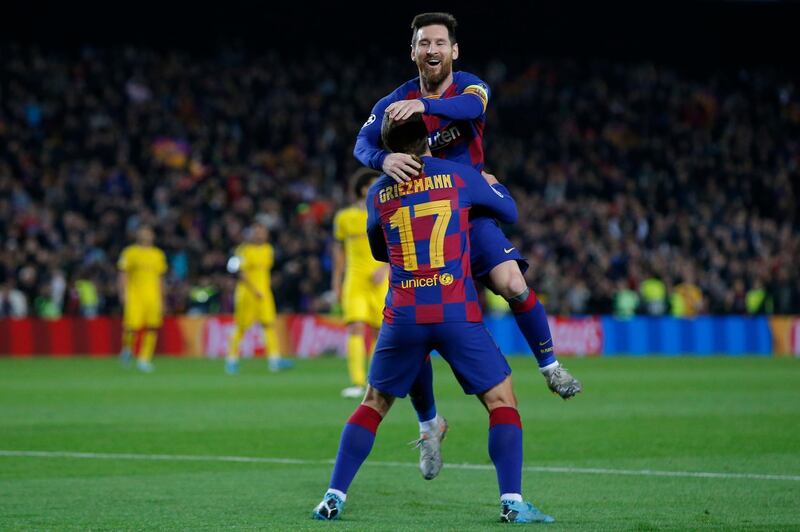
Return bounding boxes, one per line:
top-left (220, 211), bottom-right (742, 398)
top-left (504, 247), bottom-right (515, 254)
top-left (539, 340), bottom-right (551, 346)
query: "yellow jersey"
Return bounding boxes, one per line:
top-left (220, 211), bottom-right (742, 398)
top-left (334, 206), bottom-right (383, 281)
top-left (117, 245), bottom-right (167, 300)
top-left (235, 243), bottom-right (274, 294)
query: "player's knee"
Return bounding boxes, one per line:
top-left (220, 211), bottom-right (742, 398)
top-left (478, 376), bottom-right (517, 410)
top-left (504, 272), bottom-right (529, 300)
top-left (488, 261), bottom-right (528, 299)
top-left (362, 385), bottom-right (394, 417)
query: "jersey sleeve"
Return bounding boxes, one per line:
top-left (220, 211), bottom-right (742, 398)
top-left (421, 72), bottom-right (490, 119)
top-left (333, 210), bottom-right (347, 241)
top-left (462, 168), bottom-right (518, 224)
top-left (117, 247), bottom-right (131, 272)
top-left (354, 93), bottom-right (397, 171)
top-left (365, 186), bottom-right (389, 263)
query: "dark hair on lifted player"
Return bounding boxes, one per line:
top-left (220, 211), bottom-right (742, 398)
top-left (381, 112), bottom-right (429, 158)
top-left (411, 12), bottom-right (457, 44)
top-left (351, 167), bottom-right (381, 200)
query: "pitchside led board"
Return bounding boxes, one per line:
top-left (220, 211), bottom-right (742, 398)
top-left (0, 314), bottom-right (798, 357)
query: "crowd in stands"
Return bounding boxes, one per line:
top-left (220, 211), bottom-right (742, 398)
top-left (1, 45), bottom-right (798, 318)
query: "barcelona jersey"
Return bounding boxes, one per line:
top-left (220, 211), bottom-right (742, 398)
top-left (355, 71), bottom-right (490, 172)
top-left (366, 157), bottom-right (516, 325)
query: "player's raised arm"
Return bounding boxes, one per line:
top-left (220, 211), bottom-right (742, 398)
top-left (365, 186), bottom-right (389, 263)
top-left (387, 79), bottom-right (489, 122)
top-left (421, 77), bottom-right (488, 119)
top-left (463, 168), bottom-right (518, 224)
top-left (355, 97), bottom-right (421, 183)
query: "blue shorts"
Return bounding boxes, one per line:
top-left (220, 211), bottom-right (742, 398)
top-left (368, 322), bottom-right (511, 397)
top-left (469, 216), bottom-right (529, 280)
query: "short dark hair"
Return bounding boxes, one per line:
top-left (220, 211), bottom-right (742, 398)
top-left (381, 112), bottom-right (428, 156)
top-left (411, 12), bottom-right (457, 45)
top-left (351, 167), bottom-right (380, 200)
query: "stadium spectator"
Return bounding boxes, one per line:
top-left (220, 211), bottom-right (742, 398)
top-left (1, 45), bottom-right (798, 317)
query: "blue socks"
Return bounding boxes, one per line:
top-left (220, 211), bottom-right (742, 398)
top-left (409, 355), bottom-right (437, 422)
top-left (329, 404), bottom-right (383, 493)
top-left (488, 406), bottom-right (523, 497)
top-left (508, 288), bottom-right (557, 368)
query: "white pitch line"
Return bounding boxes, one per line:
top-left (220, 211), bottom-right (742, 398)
top-left (1, 450), bottom-right (799, 482)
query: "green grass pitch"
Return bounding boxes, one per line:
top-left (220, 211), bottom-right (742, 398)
top-left (1, 355), bottom-right (799, 530)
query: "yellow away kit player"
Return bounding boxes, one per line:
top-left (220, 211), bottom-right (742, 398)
top-left (118, 225), bottom-right (167, 373)
top-left (332, 169), bottom-right (388, 398)
top-left (226, 223), bottom-right (293, 374)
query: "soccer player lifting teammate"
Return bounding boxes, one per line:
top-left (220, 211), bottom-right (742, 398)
top-left (118, 225), bottom-right (167, 373)
top-left (313, 112), bottom-right (554, 524)
top-left (354, 12), bottom-right (581, 398)
top-left (225, 223), bottom-right (293, 374)
top-left (332, 169), bottom-right (390, 398)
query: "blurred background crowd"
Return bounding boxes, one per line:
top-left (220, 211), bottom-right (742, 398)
top-left (1, 44), bottom-right (798, 318)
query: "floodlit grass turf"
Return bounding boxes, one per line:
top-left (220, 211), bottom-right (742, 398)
top-left (0, 356), bottom-right (799, 530)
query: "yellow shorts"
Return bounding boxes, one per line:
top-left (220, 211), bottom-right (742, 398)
top-left (235, 289), bottom-right (276, 329)
top-left (342, 277), bottom-right (387, 329)
top-left (123, 297), bottom-right (162, 330)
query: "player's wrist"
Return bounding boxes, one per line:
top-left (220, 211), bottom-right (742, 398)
top-left (418, 98), bottom-right (430, 113)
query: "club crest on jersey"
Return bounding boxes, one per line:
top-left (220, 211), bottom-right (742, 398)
top-left (362, 113), bottom-right (376, 128)
top-left (428, 125), bottom-right (462, 150)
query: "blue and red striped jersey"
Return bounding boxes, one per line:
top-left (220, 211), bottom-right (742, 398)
top-left (366, 157), bottom-right (516, 325)
top-left (355, 71), bottom-right (490, 172)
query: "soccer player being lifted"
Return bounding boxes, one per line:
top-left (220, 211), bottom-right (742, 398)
top-left (332, 169), bottom-right (390, 398)
top-left (118, 225), bottom-right (167, 373)
top-left (225, 223), bottom-right (293, 374)
top-left (313, 112), bottom-right (554, 524)
top-left (355, 12), bottom-right (581, 404)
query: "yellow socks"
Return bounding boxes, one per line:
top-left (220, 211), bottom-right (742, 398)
top-left (228, 326), bottom-right (244, 362)
top-left (139, 330), bottom-right (157, 363)
top-left (265, 327), bottom-right (281, 361)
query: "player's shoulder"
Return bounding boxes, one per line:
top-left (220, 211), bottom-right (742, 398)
top-left (454, 70), bottom-right (489, 88)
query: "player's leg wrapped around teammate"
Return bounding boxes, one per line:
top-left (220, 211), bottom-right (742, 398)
top-left (470, 217), bottom-right (582, 399)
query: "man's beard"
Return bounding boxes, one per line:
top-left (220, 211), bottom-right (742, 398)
top-left (419, 57), bottom-right (452, 91)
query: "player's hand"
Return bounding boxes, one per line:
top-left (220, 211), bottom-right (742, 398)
top-left (382, 153), bottom-right (421, 183)
top-left (481, 170), bottom-right (499, 186)
top-left (386, 99), bottom-right (425, 121)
